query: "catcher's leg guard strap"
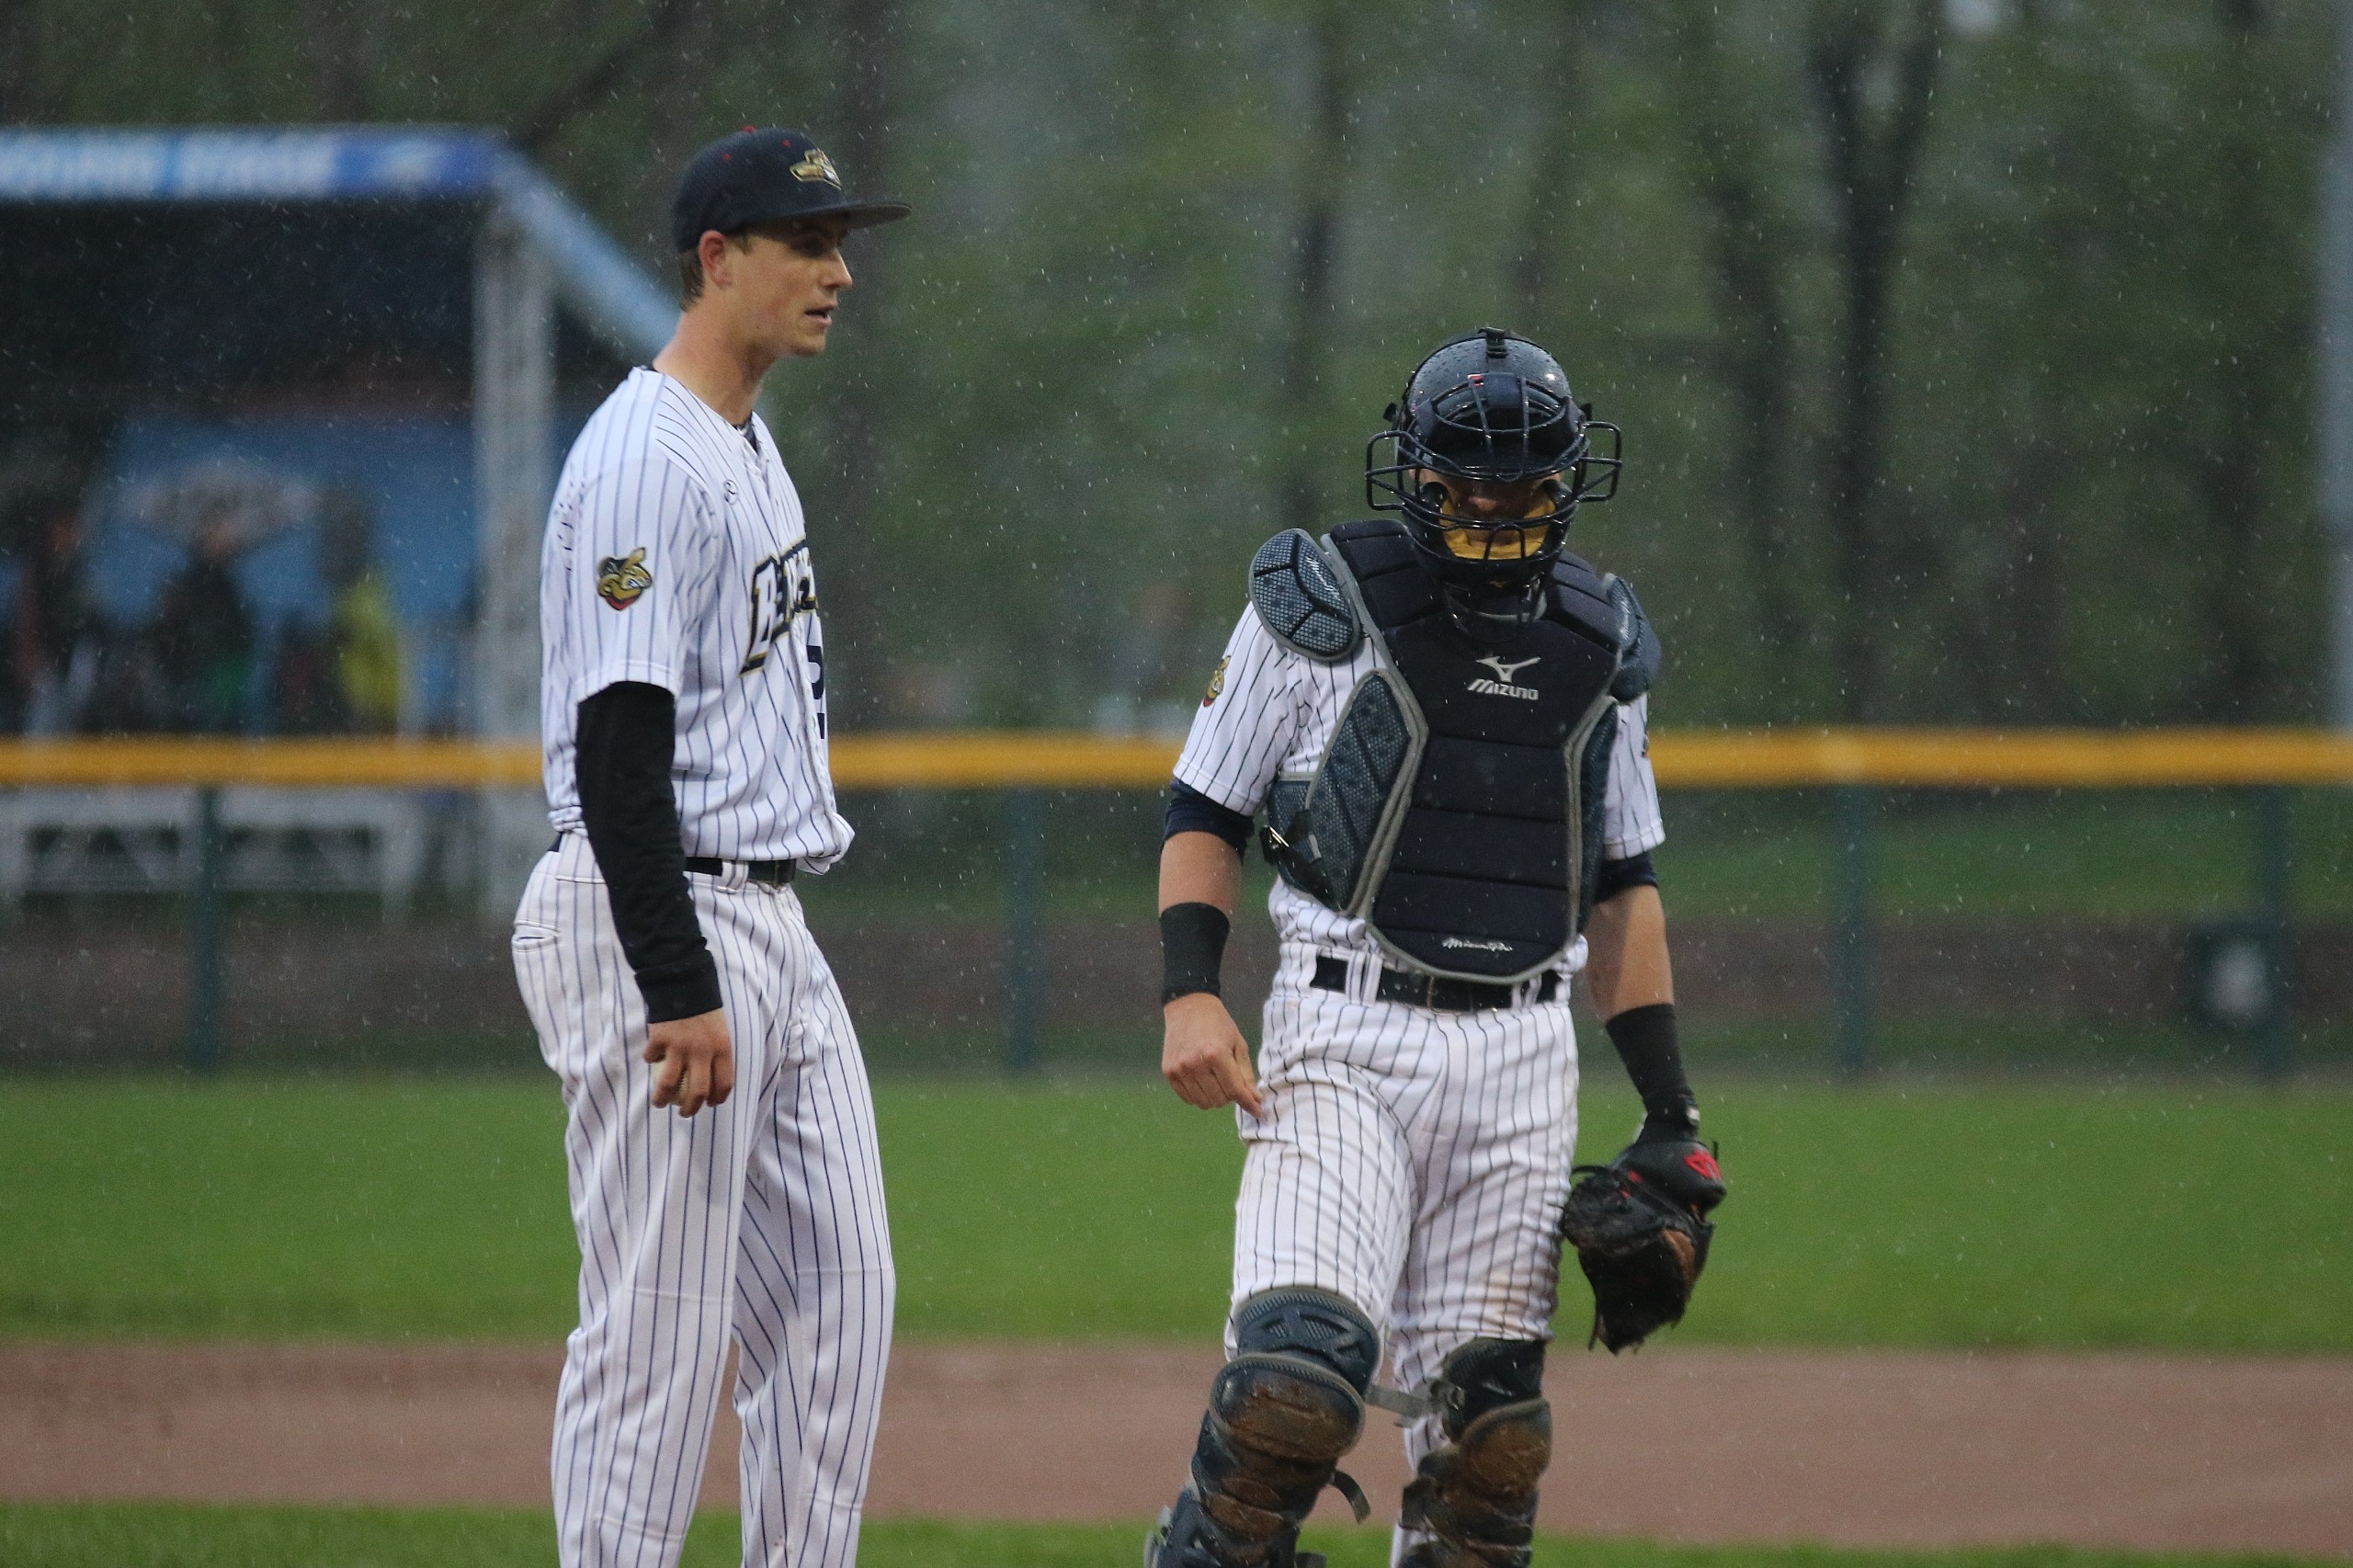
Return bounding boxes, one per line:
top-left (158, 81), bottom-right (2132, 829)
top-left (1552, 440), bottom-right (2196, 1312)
top-left (1161, 1289), bottom-right (1379, 1563)
top-left (1401, 1338), bottom-right (1552, 1568)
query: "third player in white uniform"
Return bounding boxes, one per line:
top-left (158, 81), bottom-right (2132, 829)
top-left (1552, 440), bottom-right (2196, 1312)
top-left (513, 128), bottom-right (909, 1568)
top-left (1148, 330), bottom-right (1726, 1568)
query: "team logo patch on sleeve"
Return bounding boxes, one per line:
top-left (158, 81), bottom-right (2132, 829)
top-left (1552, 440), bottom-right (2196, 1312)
top-left (597, 549), bottom-right (653, 609)
top-left (1202, 655), bottom-right (1229, 707)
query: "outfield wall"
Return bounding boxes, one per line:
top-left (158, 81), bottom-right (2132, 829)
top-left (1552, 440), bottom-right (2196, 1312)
top-left (6, 909), bottom-right (2348, 1073)
top-left (3, 731), bottom-right (2347, 1074)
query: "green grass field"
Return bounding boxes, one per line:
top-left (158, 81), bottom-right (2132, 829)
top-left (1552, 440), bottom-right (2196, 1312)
top-left (2, 1074), bottom-right (2346, 1351)
top-left (0, 1506), bottom-right (2335, 1568)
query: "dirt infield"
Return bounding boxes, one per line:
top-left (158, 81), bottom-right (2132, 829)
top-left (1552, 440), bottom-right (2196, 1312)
top-left (2, 1342), bottom-right (2347, 1558)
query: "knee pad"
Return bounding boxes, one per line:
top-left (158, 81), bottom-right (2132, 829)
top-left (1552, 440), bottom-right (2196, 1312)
top-left (1401, 1339), bottom-right (1552, 1568)
top-left (1184, 1289), bottom-right (1379, 1551)
top-left (1431, 1337), bottom-right (1545, 1432)
top-left (1232, 1286), bottom-right (1381, 1387)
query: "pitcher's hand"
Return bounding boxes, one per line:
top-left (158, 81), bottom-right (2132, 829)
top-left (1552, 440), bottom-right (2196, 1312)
top-left (646, 1008), bottom-right (734, 1117)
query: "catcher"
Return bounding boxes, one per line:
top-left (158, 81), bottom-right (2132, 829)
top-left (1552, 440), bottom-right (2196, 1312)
top-left (1148, 328), bottom-right (1727, 1568)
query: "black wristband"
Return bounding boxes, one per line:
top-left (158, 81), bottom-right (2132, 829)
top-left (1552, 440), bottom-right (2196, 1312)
top-left (1160, 903), bottom-right (1231, 1005)
top-left (1603, 1002), bottom-right (1699, 1140)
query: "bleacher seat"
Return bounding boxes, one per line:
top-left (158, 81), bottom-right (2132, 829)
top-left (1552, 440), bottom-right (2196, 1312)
top-left (0, 787), bottom-right (431, 918)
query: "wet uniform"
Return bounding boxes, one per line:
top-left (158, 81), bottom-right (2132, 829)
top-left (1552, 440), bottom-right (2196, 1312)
top-left (1176, 599), bottom-right (1662, 1431)
top-left (515, 366), bottom-right (892, 1568)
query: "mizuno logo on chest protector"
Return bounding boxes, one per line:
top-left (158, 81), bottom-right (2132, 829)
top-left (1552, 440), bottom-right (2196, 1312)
top-left (1469, 654), bottom-right (1541, 700)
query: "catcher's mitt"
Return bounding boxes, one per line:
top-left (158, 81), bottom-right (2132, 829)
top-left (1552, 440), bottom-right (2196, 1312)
top-left (1558, 1140), bottom-right (1726, 1353)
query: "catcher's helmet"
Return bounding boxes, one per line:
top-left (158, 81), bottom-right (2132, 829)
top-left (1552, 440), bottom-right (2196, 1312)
top-left (1365, 328), bottom-right (1620, 590)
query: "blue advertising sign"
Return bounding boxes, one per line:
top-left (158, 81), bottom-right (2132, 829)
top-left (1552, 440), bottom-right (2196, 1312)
top-left (0, 128), bottom-right (504, 202)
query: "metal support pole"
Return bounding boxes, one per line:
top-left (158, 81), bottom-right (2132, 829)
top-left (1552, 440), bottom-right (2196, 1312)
top-left (185, 786), bottom-right (226, 1074)
top-left (2334, 535), bottom-right (2353, 729)
top-left (2323, 0), bottom-right (2353, 726)
top-left (2253, 785), bottom-right (2294, 1081)
top-left (1831, 785), bottom-right (1875, 1077)
top-left (1003, 788), bottom-right (1047, 1075)
top-left (473, 207), bottom-right (557, 924)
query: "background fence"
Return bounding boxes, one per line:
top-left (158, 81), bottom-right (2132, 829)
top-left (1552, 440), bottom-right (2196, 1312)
top-left (2, 730), bottom-right (2348, 1082)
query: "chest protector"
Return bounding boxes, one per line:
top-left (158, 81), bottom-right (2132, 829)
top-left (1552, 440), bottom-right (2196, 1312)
top-left (1255, 519), bottom-right (1656, 984)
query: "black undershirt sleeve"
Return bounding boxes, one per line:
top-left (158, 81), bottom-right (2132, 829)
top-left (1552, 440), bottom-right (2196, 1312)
top-left (574, 681), bottom-right (722, 1023)
top-left (1163, 778), bottom-right (1254, 851)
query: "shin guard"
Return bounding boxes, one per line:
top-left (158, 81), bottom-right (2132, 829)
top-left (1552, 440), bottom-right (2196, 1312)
top-left (1146, 1289), bottom-right (1380, 1568)
top-left (1399, 1338), bottom-right (1552, 1568)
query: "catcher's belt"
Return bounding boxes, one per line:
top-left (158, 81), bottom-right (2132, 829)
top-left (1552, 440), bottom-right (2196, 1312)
top-left (1308, 954), bottom-right (1562, 1012)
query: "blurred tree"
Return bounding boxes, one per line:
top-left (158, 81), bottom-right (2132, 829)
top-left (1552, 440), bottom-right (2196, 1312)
top-left (1661, 0), bottom-right (1813, 710)
top-left (1508, 0), bottom-right (1595, 332)
top-left (2170, 3), bottom-right (2317, 718)
top-left (1803, 0), bottom-right (1946, 720)
top-left (0, 0), bottom-right (43, 123)
top-left (793, 0), bottom-right (904, 728)
top-left (511, 0), bottom-right (696, 154)
top-left (1278, 0), bottom-right (1355, 535)
top-left (1, 0), bottom-right (2337, 729)
top-left (1891, 0), bottom-right (2327, 722)
top-left (300, 0), bottom-right (378, 121)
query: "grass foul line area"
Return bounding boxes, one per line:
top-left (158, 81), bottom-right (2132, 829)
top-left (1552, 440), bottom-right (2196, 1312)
top-left (0, 1076), bottom-right (2345, 1352)
top-left (0, 1506), bottom-right (2339, 1568)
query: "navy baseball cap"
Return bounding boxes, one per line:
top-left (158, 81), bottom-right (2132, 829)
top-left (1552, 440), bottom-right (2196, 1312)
top-left (670, 127), bottom-right (911, 252)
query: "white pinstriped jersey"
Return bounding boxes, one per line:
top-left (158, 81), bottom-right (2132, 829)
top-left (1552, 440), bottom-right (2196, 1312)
top-left (540, 367), bottom-right (851, 869)
top-left (1174, 602), bottom-right (1665, 976)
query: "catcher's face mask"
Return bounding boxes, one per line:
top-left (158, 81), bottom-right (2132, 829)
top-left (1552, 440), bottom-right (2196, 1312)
top-left (1416, 471), bottom-right (1572, 563)
top-left (1367, 328), bottom-right (1621, 597)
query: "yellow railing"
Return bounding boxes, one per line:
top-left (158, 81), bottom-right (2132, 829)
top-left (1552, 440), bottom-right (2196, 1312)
top-left (1649, 729), bottom-right (2353, 788)
top-left (2, 728), bottom-right (2351, 789)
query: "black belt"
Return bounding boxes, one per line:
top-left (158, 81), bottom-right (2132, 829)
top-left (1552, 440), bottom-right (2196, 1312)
top-left (684, 856), bottom-right (797, 885)
top-left (551, 837), bottom-right (797, 886)
top-left (1311, 955), bottom-right (1559, 1011)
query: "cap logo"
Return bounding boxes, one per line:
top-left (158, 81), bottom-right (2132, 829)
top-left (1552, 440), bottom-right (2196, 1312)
top-left (790, 149), bottom-right (842, 187)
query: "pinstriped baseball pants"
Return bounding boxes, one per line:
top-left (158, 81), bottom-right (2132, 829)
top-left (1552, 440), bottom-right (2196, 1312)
top-left (1229, 946), bottom-right (1580, 1562)
top-left (514, 835), bottom-right (894, 1568)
